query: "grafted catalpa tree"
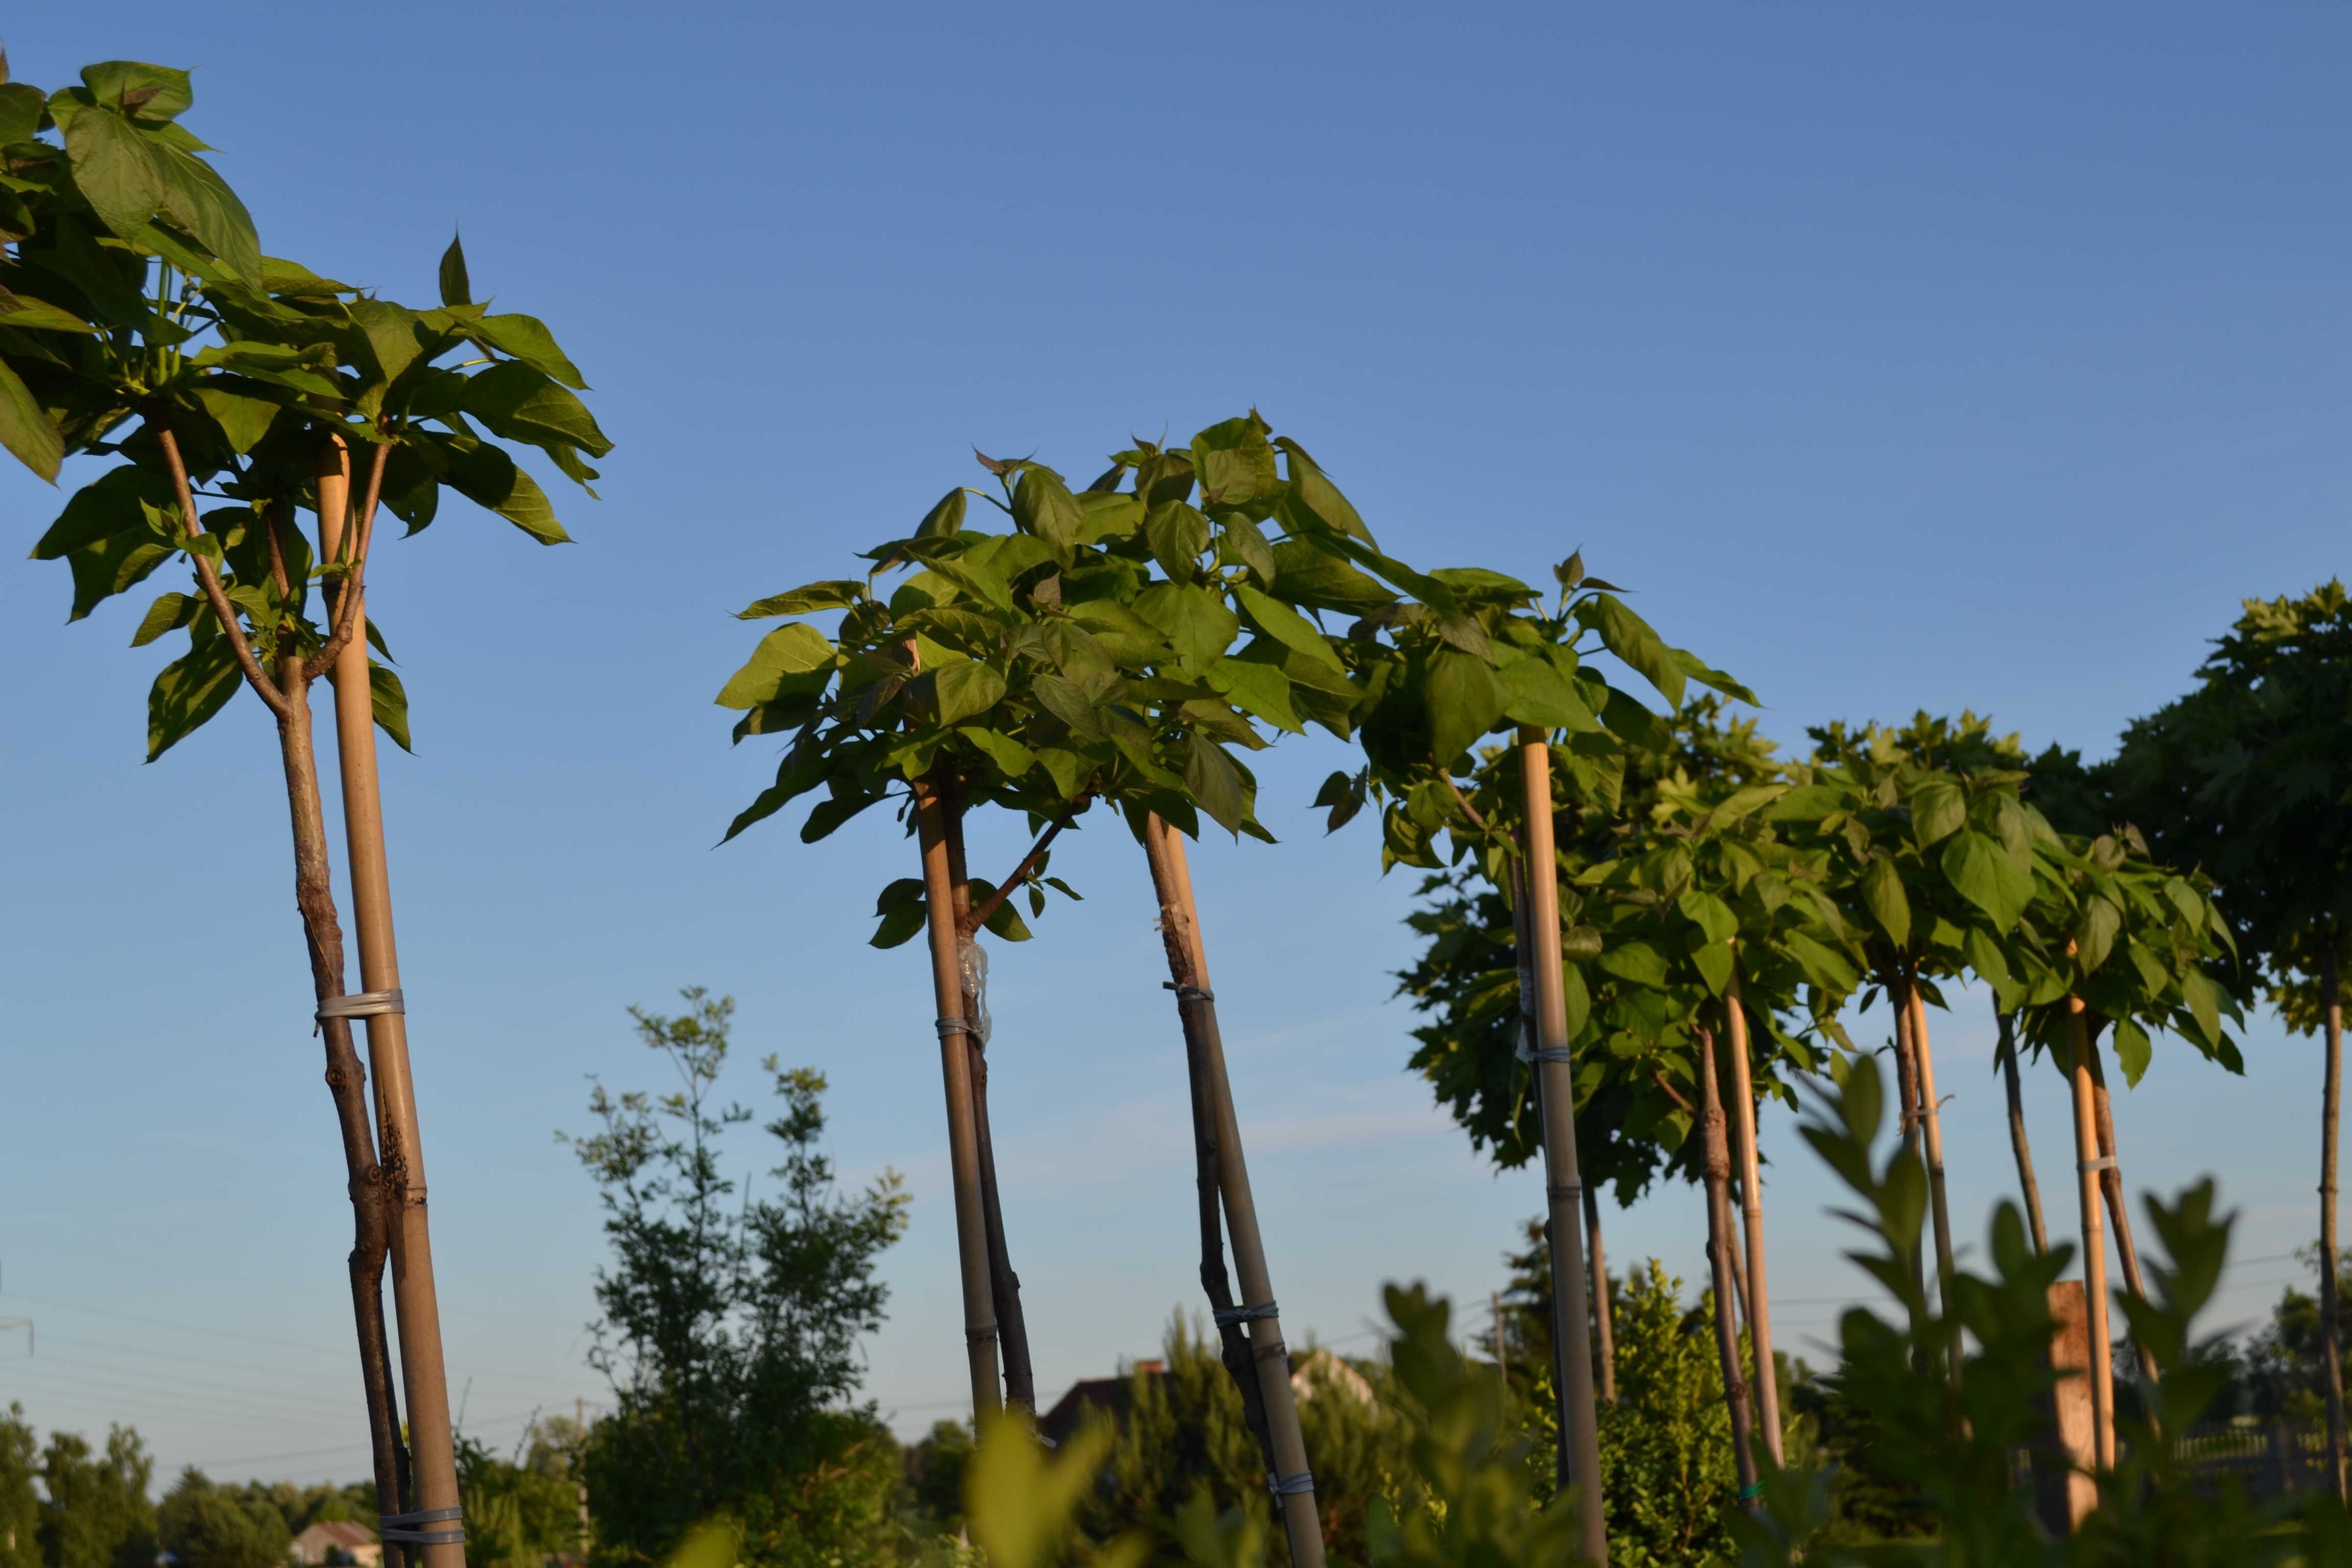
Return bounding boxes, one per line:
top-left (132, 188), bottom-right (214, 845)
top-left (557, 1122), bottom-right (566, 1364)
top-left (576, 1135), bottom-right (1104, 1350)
top-left (719, 412), bottom-right (1405, 1568)
top-left (3, 57), bottom-right (605, 1568)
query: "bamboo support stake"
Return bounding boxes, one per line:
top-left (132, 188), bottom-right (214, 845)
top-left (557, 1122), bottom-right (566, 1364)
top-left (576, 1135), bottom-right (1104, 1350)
top-left (1903, 979), bottom-right (1961, 1388)
top-left (1996, 1007), bottom-right (2051, 1255)
top-left (913, 777), bottom-right (1003, 1421)
top-left (2065, 994), bottom-right (2116, 1471)
top-left (1723, 973), bottom-right (1782, 1461)
top-left (1514, 730), bottom-right (1609, 1564)
top-left (1584, 1183), bottom-right (1616, 1405)
top-left (2082, 1045), bottom-right (2158, 1386)
top-left (2323, 935), bottom-right (2348, 1501)
top-left (316, 449), bottom-right (462, 1568)
top-left (1697, 1023), bottom-right (1761, 1509)
top-left (1144, 817), bottom-right (1325, 1568)
top-left (1889, 994), bottom-right (1930, 1304)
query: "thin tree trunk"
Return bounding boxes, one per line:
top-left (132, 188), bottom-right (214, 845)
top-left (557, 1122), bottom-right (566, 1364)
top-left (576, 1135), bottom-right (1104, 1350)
top-left (2082, 1041), bottom-right (2159, 1387)
top-left (316, 452), bottom-right (460, 1568)
top-left (1889, 987), bottom-right (1930, 1305)
top-left (940, 791), bottom-right (1034, 1413)
top-left (1996, 1007), bottom-right (2051, 1255)
top-left (1583, 1183), bottom-right (1616, 1406)
top-left (272, 641), bottom-right (410, 1568)
top-left (1696, 1023), bottom-right (1761, 1508)
top-left (2066, 994), bottom-right (2116, 1469)
top-left (1513, 732), bottom-right (1608, 1564)
top-left (1143, 818), bottom-right (1325, 1568)
top-left (2321, 935), bottom-right (2346, 1500)
top-left (1723, 979), bottom-right (1783, 1462)
top-left (1904, 978), bottom-right (1961, 1390)
top-left (913, 775), bottom-right (1003, 1422)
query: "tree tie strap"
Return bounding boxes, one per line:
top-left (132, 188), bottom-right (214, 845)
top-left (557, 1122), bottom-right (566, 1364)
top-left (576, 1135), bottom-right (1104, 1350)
top-left (935, 1017), bottom-right (978, 1038)
top-left (2078, 1157), bottom-right (2118, 1173)
top-left (1548, 1182), bottom-right (1583, 1202)
top-left (1736, 1483), bottom-right (1763, 1502)
top-left (1163, 982), bottom-right (1215, 1004)
top-left (1253, 1338), bottom-right (1290, 1364)
top-left (964, 1320), bottom-right (999, 1343)
top-left (315, 989), bottom-right (403, 1034)
top-left (1518, 1045), bottom-right (1574, 1065)
top-left (379, 1507), bottom-right (463, 1546)
top-left (1214, 1301), bottom-right (1279, 1327)
top-left (1267, 1470), bottom-right (1316, 1497)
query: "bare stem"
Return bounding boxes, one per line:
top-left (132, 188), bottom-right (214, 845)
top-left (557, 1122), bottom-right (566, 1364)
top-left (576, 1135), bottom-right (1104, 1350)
top-left (153, 414), bottom-right (291, 718)
top-left (962, 796), bottom-right (1090, 936)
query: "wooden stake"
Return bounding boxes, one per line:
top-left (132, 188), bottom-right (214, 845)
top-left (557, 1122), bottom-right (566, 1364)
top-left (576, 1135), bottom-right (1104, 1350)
top-left (2323, 935), bottom-right (2347, 1500)
top-left (913, 776), bottom-right (1002, 1421)
top-left (2082, 1043), bottom-right (2158, 1387)
top-left (1583, 1183), bottom-right (1616, 1406)
top-left (1723, 974), bottom-right (1782, 1462)
top-left (1697, 1022), bottom-right (1760, 1509)
top-left (1889, 990), bottom-right (1930, 1306)
top-left (2065, 994), bottom-right (2115, 1470)
top-left (1143, 817), bottom-right (1325, 1568)
top-left (2035, 1280), bottom-right (2097, 1533)
top-left (1903, 978), bottom-right (1961, 1389)
top-left (316, 448), bottom-right (461, 1568)
top-left (1996, 1007), bottom-right (2051, 1255)
top-left (1514, 731), bottom-right (1609, 1564)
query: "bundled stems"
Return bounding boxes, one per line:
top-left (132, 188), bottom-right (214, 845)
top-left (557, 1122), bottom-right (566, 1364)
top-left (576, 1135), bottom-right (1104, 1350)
top-left (1722, 975), bottom-right (1783, 1460)
top-left (1583, 1183), bottom-right (1616, 1405)
top-left (1513, 731), bottom-right (1609, 1564)
top-left (912, 776), bottom-right (1003, 1420)
top-left (1889, 996), bottom-right (1931, 1305)
top-left (1902, 978), bottom-right (1961, 1389)
top-left (940, 787), bottom-right (1035, 1412)
top-left (1996, 1008), bottom-right (2051, 1255)
top-left (316, 446), bottom-right (461, 1567)
top-left (2326, 936), bottom-right (2349, 1501)
top-left (1141, 816), bottom-right (1325, 1568)
top-left (2065, 994), bottom-right (2117, 1469)
top-left (2082, 1043), bottom-right (2158, 1386)
top-left (1696, 1022), bottom-right (1761, 1510)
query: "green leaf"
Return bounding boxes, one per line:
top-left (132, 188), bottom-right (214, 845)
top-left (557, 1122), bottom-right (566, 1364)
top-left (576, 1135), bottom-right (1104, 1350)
top-left (129, 592), bottom-right (197, 648)
top-left (1134, 583), bottom-right (1240, 676)
top-left (349, 298), bottom-right (426, 388)
top-left (1586, 594), bottom-right (1685, 708)
top-left (459, 361), bottom-right (613, 458)
top-left (917, 487), bottom-right (968, 538)
top-left (370, 660), bottom-right (413, 752)
top-left (1269, 538), bottom-right (1394, 615)
top-left (1692, 941), bottom-right (1733, 996)
top-left (1273, 438), bottom-right (1374, 543)
top-left (1142, 501), bottom-right (1211, 581)
top-left (2075, 896), bottom-right (2121, 975)
top-left (1909, 780), bottom-right (1968, 847)
top-left (961, 726), bottom-right (1037, 778)
top-left (1220, 514), bottom-right (1277, 585)
top-left (1677, 888), bottom-right (1738, 944)
top-left (1559, 960), bottom-right (1591, 1039)
top-left (63, 105), bottom-right (167, 247)
top-left (1496, 653), bottom-right (1597, 731)
top-left (2111, 1018), bottom-right (2152, 1087)
top-left (148, 139), bottom-right (260, 281)
top-left (1074, 490), bottom-right (1143, 544)
top-left (146, 633), bottom-right (240, 760)
top-left (2181, 968), bottom-right (2224, 1047)
top-left (192, 387), bottom-right (279, 454)
top-left (1035, 746), bottom-right (1091, 799)
top-left (0, 83), bottom-right (46, 145)
top-left (472, 313), bottom-right (584, 389)
top-left (1426, 649), bottom-right (1509, 764)
top-left (716, 623), bottom-right (834, 708)
top-left (1012, 468), bottom-right (1084, 554)
top-left (1185, 736), bottom-right (1250, 835)
top-left (1233, 583), bottom-right (1345, 672)
top-left (0, 288), bottom-right (97, 333)
top-left (1860, 857), bottom-right (1912, 949)
top-left (438, 232), bottom-right (472, 306)
top-left (1207, 656), bottom-right (1302, 734)
top-left (1596, 941), bottom-right (1670, 988)
top-left (1962, 925), bottom-right (2011, 988)
top-left (440, 440), bottom-right (570, 543)
top-left (737, 580), bottom-right (865, 619)
top-left (34, 464), bottom-right (173, 558)
top-left (67, 529), bottom-right (173, 620)
top-left (1940, 829), bottom-right (2033, 932)
top-left (0, 352), bottom-right (61, 482)
top-left (932, 659), bottom-right (1007, 725)
top-left (81, 62), bottom-right (193, 122)
top-left (1784, 929), bottom-right (1861, 994)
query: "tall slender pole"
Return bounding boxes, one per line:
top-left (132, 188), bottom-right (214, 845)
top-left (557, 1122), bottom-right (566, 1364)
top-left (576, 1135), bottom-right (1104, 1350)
top-left (1493, 1291), bottom-right (1510, 1386)
top-left (2066, 995), bottom-right (2115, 1470)
top-left (1583, 1183), bottom-right (1616, 1406)
top-left (317, 448), bottom-right (462, 1568)
top-left (1904, 979), bottom-right (1960, 1388)
top-left (1515, 730), bottom-right (1608, 1564)
top-left (2322, 935), bottom-right (2347, 1500)
top-left (2083, 1045), bottom-right (2158, 1386)
top-left (913, 776), bottom-right (1002, 1422)
top-left (1722, 974), bottom-right (1782, 1461)
top-left (1996, 1007), bottom-right (2051, 1255)
top-left (1144, 818), bottom-right (1325, 1568)
top-left (1888, 990), bottom-right (1930, 1306)
top-left (1697, 1024), bottom-right (1760, 1508)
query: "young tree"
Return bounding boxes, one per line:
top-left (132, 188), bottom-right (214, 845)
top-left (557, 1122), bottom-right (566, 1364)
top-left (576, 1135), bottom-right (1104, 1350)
top-left (0, 1407), bottom-right (35, 1568)
top-left (2109, 581), bottom-right (2352, 1492)
top-left (37, 1428), bottom-right (154, 1568)
top-left (157, 1472), bottom-right (292, 1568)
top-left (565, 989), bottom-right (909, 1568)
top-left (4, 59), bottom-right (605, 1557)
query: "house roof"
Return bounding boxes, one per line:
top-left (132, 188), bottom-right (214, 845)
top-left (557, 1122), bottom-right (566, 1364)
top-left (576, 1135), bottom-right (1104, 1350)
top-left (295, 1522), bottom-right (378, 1549)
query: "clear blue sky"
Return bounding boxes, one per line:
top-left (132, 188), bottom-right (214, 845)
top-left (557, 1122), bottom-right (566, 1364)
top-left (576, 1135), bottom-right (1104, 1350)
top-left (1, 2), bottom-right (2345, 1484)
